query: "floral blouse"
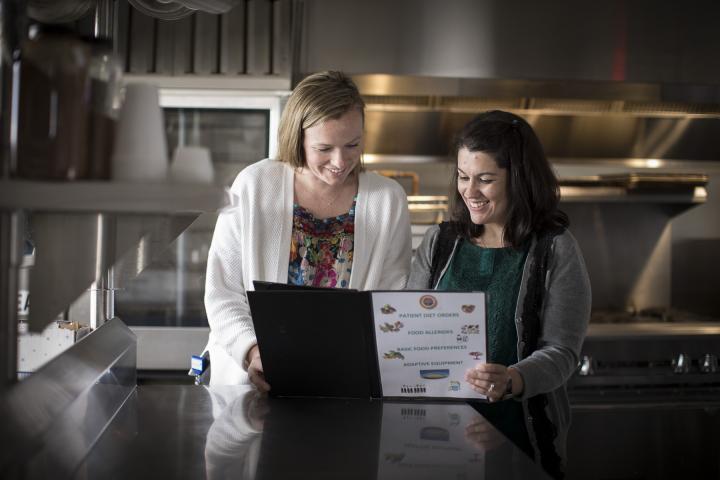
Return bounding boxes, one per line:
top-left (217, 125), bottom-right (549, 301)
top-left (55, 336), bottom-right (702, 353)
top-left (287, 197), bottom-right (356, 288)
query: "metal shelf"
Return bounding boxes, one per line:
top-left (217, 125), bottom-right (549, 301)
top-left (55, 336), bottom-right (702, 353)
top-left (559, 173), bottom-right (709, 204)
top-left (0, 180), bottom-right (230, 213)
top-left (560, 185), bottom-right (708, 204)
top-left (587, 322), bottom-right (720, 339)
top-left (0, 180), bottom-right (231, 333)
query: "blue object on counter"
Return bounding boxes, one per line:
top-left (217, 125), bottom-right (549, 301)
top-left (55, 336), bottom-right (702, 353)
top-left (189, 351), bottom-right (209, 375)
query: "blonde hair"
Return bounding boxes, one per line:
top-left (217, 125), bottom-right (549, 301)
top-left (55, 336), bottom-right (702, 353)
top-left (276, 71), bottom-right (365, 169)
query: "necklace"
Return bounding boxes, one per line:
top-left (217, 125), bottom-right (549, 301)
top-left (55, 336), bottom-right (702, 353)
top-left (295, 172), bottom-right (352, 212)
top-left (323, 186), bottom-right (344, 207)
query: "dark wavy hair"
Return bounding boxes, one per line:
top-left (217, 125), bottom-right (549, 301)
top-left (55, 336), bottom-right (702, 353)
top-left (450, 110), bottom-right (568, 246)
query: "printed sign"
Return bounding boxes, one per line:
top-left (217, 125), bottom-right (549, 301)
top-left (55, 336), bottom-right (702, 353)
top-left (17, 289), bottom-right (29, 317)
top-left (372, 291), bottom-right (487, 399)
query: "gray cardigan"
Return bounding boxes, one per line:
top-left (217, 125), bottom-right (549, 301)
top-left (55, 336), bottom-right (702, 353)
top-left (407, 225), bottom-right (591, 470)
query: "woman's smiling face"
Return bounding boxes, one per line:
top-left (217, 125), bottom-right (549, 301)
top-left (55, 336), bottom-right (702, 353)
top-left (457, 147), bottom-right (509, 229)
top-left (302, 108), bottom-right (363, 187)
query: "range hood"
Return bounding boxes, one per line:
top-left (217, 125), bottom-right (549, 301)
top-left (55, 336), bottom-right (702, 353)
top-left (352, 75), bottom-right (713, 205)
top-left (353, 75), bottom-right (720, 166)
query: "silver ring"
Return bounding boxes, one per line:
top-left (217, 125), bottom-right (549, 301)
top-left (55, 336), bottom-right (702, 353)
top-left (488, 383), bottom-right (496, 392)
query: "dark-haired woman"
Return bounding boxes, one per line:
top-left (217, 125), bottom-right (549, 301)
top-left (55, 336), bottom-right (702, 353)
top-left (407, 110), bottom-right (591, 478)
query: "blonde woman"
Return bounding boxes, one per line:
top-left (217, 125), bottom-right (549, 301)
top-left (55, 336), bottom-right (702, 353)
top-left (204, 71), bottom-right (411, 389)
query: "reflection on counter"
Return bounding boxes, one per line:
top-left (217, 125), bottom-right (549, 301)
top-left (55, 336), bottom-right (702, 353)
top-left (205, 389), bottom-right (265, 480)
top-left (204, 389), bottom-right (548, 480)
top-left (376, 402), bottom-right (485, 479)
top-left (63, 385), bottom-right (552, 479)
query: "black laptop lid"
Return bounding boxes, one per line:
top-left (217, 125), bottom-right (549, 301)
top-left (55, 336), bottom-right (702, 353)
top-left (248, 286), bottom-right (380, 399)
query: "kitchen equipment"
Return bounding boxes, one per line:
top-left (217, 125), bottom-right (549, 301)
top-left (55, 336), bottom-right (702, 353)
top-left (559, 173), bottom-right (708, 198)
top-left (112, 85), bottom-right (284, 372)
top-left (373, 169), bottom-right (448, 228)
top-left (372, 169), bottom-right (420, 195)
top-left (111, 83), bottom-right (169, 182)
top-left (700, 354), bottom-right (718, 374)
top-left (17, 25), bottom-right (91, 180)
top-left (170, 146), bottom-right (214, 184)
top-left (27, 0), bottom-right (95, 23)
top-left (568, 315), bottom-right (720, 479)
top-left (175, 0), bottom-right (242, 13)
top-left (672, 352), bottom-right (692, 374)
top-left (127, 0), bottom-right (242, 19)
top-left (407, 195), bottom-right (448, 225)
top-left (127, 0), bottom-right (194, 20)
top-left (567, 403), bottom-right (720, 479)
top-left (87, 37), bottom-right (123, 180)
top-left (570, 309), bottom-right (720, 406)
top-left (405, 195), bottom-right (449, 250)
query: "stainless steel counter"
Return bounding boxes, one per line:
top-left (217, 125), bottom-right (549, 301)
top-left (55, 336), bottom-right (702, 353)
top-left (0, 316), bottom-right (547, 479)
top-left (76, 385), bottom-right (550, 479)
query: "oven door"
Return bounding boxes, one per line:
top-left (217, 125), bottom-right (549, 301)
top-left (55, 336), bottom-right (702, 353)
top-left (566, 322), bottom-right (720, 478)
top-left (114, 85), bottom-right (288, 375)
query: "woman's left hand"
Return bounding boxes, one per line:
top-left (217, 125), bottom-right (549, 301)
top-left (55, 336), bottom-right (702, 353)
top-left (464, 414), bottom-right (506, 452)
top-left (465, 363), bottom-right (522, 402)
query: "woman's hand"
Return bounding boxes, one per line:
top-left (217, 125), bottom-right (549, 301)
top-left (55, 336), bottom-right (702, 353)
top-left (465, 363), bottom-right (523, 402)
top-left (243, 389), bottom-right (271, 431)
top-left (464, 414), bottom-right (506, 451)
top-left (246, 345), bottom-right (271, 393)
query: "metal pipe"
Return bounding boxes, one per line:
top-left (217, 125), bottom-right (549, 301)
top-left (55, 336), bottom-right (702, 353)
top-left (1, 0), bottom-right (6, 179)
top-left (94, 0), bottom-right (114, 39)
top-left (0, 210), bottom-right (24, 390)
top-left (1, 0), bottom-right (26, 178)
top-left (175, 233), bottom-right (185, 324)
top-left (103, 216), bottom-right (116, 326)
top-left (89, 213), bottom-right (116, 329)
top-left (72, 213), bottom-right (117, 331)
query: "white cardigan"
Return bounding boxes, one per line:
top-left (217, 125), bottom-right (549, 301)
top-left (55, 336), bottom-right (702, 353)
top-left (204, 159), bottom-right (411, 385)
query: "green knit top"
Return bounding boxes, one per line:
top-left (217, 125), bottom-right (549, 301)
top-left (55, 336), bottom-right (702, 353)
top-left (437, 239), bottom-right (528, 366)
top-left (436, 238), bottom-right (533, 457)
